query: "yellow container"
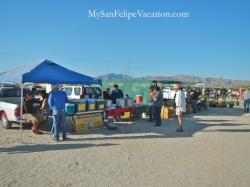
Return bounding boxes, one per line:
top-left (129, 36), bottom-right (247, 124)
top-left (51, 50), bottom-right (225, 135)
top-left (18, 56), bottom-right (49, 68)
top-left (161, 107), bottom-right (169, 119)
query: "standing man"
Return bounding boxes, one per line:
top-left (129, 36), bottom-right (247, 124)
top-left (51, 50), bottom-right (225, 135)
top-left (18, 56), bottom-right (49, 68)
top-left (148, 85), bottom-right (155, 122)
top-left (174, 84), bottom-right (186, 132)
top-left (48, 85), bottom-right (68, 141)
top-left (243, 88), bottom-right (250, 113)
top-left (191, 89), bottom-right (199, 113)
top-left (110, 84), bottom-right (124, 104)
top-left (152, 86), bottom-right (163, 126)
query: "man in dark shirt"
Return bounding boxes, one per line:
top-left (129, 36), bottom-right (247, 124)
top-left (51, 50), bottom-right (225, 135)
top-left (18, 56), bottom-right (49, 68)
top-left (103, 88), bottom-right (112, 100)
top-left (110, 84), bottom-right (124, 104)
top-left (152, 86), bottom-right (163, 126)
top-left (191, 89), bottom-right (199, 113)
top-left (23, 92), bottom-right (43, 134)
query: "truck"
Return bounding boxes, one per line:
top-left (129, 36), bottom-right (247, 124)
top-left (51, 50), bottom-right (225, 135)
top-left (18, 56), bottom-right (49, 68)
top-left (60, 85), bottom-right (103, 99)
top-left (0, 86), bottom-right (30, 129)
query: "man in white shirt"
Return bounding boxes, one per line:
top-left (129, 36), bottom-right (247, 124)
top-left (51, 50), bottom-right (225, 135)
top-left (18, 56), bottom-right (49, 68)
top-left (174, 84), bottom-right (186, 132)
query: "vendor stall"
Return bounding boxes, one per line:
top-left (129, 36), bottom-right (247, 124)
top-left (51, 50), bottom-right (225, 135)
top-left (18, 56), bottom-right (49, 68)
top-left (1, 59), bottom-right (101, 143)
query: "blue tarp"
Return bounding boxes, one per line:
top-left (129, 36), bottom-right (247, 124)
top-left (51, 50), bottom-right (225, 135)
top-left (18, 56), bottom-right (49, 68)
top-left (0, 59), bottom-right (101, 85)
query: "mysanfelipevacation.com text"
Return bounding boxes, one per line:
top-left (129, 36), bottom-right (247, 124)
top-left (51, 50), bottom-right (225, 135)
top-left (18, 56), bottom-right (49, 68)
top-left (88, 10), bottom-right (190, 20)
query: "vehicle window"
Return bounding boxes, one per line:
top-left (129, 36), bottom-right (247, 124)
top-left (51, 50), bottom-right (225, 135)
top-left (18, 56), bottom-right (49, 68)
top-left (0, 88), bottom-right (30, 97)
top-left (74, 87), bottom-right (81, 96)
top-left (62, 88), bottom-right (72, 96)
top-left (85, 87), bottom-right (102, 98)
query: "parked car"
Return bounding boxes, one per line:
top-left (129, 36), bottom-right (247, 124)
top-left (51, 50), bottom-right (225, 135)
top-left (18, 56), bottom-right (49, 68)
top-left (0, 86), bottom-right (30, 128)
top-left (60, 85), bottom-right (103, 99)
top-left (162, 87), bottom-right (176, 99)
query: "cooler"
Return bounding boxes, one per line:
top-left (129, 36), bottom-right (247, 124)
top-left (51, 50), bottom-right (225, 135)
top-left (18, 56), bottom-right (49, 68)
top-left (70, 99), bottom-right (87, 112)
top-left (87, 99), bottom-right (96, 111)
top-left (65, 103), bottom-right (75, 116)
top-left (95, 99), bottom-right (106, 110)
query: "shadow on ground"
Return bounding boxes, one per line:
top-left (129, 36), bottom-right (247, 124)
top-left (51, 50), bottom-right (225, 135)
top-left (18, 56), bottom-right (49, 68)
top-left (0, 143), bottom-right (118, 154)
top-left (3, 107), bottom-right (249, 144)
top-left (65, 107), bottom-right (249, 141)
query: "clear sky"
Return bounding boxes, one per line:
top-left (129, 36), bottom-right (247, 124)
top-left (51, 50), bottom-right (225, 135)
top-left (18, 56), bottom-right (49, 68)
top-left (0, 0), bottom-right (249, 80)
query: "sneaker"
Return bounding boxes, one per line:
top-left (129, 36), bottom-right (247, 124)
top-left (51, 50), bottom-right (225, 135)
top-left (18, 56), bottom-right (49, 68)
top-left (176, 128), bottom-right (184, 132)
top-left (32, 129), bottom-right (43, 134)
top-left (52, 138), bottom-right (59, 142)
top-left (153, 124), bottom-right (161, 127)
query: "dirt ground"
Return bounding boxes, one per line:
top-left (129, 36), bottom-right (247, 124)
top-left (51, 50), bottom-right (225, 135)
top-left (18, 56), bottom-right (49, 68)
top-left (0, 107), bottom-right (250, 187)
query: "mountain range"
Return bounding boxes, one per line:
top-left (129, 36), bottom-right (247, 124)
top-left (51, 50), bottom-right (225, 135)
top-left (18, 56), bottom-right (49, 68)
top-left (96, 73), bottom-right (250, 88)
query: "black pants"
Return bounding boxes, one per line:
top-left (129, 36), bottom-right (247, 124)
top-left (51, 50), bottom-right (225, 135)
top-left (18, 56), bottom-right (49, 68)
top-left (148, 105), bottom-right (155, 121)
top-left (154, 106), bottom-right (162, 126)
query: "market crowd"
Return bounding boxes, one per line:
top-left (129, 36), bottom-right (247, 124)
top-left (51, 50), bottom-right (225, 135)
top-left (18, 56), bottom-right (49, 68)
top-left (23, 83), bottom-right (250, 140)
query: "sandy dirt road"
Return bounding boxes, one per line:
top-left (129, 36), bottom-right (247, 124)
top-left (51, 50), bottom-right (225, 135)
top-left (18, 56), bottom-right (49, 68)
top-left (0, 107), bottom-right (250, 187)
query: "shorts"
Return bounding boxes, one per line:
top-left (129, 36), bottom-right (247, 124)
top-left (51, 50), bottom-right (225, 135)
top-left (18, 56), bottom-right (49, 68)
top-left (176, 107), bottom-right (186, 116)
top-left (24, 113), bottom-right (43, 124)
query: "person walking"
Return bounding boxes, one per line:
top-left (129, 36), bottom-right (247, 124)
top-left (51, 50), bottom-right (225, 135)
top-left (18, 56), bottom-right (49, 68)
top-left (152, 86), bottom-right (163, 126)
top-left (48, 85), bottom-right (68, 141)
top-left (174, 84), bottom-right (186, 132)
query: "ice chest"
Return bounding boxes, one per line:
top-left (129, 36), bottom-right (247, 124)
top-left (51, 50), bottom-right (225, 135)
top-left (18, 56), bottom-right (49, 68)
top-left (65, 103), bottom-right (75, 116)
top-left (95, 99), bottom-right (106, 110)
top-left (70, 99), bottom-right (87, 112)
top-left (87, 99), bottom-right (96, 111)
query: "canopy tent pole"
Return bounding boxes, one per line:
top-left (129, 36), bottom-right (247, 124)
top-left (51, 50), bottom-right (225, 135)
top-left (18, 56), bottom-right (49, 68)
top-left (20, 84), bottom-right (23, 143)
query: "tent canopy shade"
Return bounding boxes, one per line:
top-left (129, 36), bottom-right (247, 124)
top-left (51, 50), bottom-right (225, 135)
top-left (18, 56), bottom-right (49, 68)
top-left (22, 59), bottom-right (101, 85)
top-left (2, 59), bottom-right (101, 143)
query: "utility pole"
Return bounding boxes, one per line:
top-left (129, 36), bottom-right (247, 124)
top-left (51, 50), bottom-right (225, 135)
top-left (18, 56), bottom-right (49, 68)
top-left (127, 62), bottom-right (132, 77)
top-left (104, 60), bottom-right (111, 80)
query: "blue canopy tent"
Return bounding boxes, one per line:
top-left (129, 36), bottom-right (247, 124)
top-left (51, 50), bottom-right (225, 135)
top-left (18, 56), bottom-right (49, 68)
top-left (22, 60), bottom-right (101, 85)
top-left (12, 59), bottom-right (101, 143)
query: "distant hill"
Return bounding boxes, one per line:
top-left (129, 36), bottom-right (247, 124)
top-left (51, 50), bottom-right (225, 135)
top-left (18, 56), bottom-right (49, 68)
top-left (97, 73), bottom-right (250, 88)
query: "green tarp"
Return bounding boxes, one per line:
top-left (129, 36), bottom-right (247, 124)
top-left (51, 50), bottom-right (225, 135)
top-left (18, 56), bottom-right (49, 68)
top-left (102, 80), bottom-right (152, 104)
top-left (102, 79), bottom-right (201, 104)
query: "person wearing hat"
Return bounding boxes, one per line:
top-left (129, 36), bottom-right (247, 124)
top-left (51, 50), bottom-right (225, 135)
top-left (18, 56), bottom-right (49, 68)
top-left (48, 85), bottom-right (68, 141)
top-left (174, 84), bottom-right (186, 132)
